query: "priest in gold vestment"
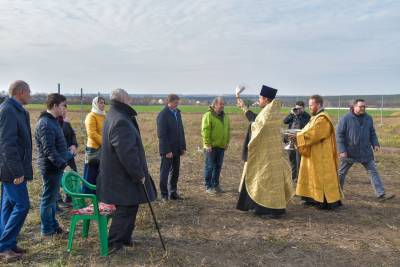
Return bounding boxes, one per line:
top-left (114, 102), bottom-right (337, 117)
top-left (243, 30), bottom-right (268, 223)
top-left (236, 85), bottom-right (293, 217)
top-left (289, 95), bottom-right (343, 209)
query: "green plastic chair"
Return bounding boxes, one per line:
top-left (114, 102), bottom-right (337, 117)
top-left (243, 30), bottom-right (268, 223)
top-left (61, 171), bottom-right (110, 256)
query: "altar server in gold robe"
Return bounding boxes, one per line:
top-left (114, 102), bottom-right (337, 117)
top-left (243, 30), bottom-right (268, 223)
top-left (289, 95), bottom-right (342, 209)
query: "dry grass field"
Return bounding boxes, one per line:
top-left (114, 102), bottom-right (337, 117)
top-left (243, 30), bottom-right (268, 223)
top-left (4, 108), bottom-right (400, 266)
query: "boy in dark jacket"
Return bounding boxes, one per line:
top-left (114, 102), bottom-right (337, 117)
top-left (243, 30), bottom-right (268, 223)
top-left (35, 93), bottom-right (72, 236)
top-left (0, 81), bottom-right (32, 261)
top-left (337, 99), bottom-right (394, 201)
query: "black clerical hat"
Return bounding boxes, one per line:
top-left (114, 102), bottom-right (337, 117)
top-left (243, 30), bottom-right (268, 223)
top-left (260, 85), bottom-right (278, 99)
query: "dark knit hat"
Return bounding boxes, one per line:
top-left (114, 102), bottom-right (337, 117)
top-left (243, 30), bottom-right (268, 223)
top-left (260, 85), bottom-right (278, 99)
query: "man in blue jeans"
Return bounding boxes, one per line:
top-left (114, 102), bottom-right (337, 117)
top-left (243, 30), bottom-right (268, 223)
top-left (336, 99), bottom-right (395, 201)
top-left (0, 80), bottom-right (32, 262)
top-left (35, 93), bottom-right (72, 236)
top-left (201, 97), bottom-right (230, 194)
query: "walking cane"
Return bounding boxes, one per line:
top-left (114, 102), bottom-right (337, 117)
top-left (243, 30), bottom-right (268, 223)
top-left (141, 182), bottom-right (167, 251)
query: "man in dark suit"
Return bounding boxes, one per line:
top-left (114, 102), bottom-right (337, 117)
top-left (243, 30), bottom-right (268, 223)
top-left (156, 94), bottom-right (186, 201)
top-left (97, 89), bottom-right (157, 253)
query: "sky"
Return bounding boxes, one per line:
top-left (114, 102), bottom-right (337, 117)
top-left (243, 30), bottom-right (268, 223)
top-left (0, 0), bottom-right (399, 95)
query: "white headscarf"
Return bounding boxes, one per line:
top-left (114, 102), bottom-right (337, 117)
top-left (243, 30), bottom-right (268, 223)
top-left (91, 96), bottom-right (106, 115)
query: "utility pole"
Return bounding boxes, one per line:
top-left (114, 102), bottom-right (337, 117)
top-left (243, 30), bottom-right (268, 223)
top-left (58, 83), bottom-right (61, 94)
top-left (337, 95), bottom-right (341, 122)
top-left (380, 95), bottom-right (384, 126)
top-left (80, 88), bottom-right (85, 137)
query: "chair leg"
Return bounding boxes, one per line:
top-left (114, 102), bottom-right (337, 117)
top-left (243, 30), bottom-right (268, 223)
top-left (67, 216), bottom-right (78, 252)
top-left (98, 216), bottom-right (109, 256)
top-left (82, 219), bottom-right (90, 239)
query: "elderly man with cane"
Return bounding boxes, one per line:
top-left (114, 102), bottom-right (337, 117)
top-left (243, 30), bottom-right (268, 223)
top-left (97, 89), bottom-right (159, 254)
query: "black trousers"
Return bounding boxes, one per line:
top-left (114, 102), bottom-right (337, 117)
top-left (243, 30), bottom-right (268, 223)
top-left (236, 180), bottom-right (285, 216)
top-left (68, 158), bottom-right (78, 172)
top-left (288, 150), bottom-right (300, 182)
top-left (108, 205), bottom-right (139, 247)
top-left (57, 159), bottom-right (77, 203)
top-left (301, 197), bottom-right (342, 210)
top-left (159, 155), bottom-right (181, 197)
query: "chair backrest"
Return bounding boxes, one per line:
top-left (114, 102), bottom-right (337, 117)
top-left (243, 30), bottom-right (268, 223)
top-left (62, 171), bottom-right (88, 209)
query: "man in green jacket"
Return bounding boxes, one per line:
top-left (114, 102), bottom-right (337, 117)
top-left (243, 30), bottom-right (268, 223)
top-left (201, 97), bottom-right (230, 194)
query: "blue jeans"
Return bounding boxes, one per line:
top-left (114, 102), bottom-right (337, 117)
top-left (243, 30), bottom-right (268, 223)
top-left (40, 171), bottom-right (63, 235)
top-left (338, 159), bottom-right (385, 197)
top-left (0, 181), bottom-right (30, 252)
top-left (204, 148), bottom-right (225, 189)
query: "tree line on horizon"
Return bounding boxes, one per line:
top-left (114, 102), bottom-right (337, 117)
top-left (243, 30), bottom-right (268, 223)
top-left (1, 91), bottom-right (399, 108)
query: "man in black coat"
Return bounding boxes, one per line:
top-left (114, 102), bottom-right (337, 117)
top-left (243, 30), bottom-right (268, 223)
top-left (97, 89), bottom-right (157, 253)
top-left (283, 101), bottom-right (310, 182)
top-left (0, 81), bottom-right (32, 261)
top-left (57, 105), bottom-right (78, 172)
top-left (56, 105), bottom-right (78, 206)
top-left (156, 94), bottom-right (186, 201)
top-left (237, 98), bottom-right (259, 162)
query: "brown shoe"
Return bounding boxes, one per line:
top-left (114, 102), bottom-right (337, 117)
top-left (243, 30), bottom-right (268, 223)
top-left (12, 246), bottom-right (27, 254)
top-left (0, 249), bottom-right (22, 262)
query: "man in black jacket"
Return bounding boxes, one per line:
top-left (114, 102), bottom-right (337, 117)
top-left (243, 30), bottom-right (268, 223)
top-left (97, 89), bottom-right (157, 253)
top-left (56, 105), bottom-right (78, 206)
top-left (156, 94), bottom-right (186, 201)
top-left (57, 105), bottom-right (78, 171)
top-left (35, 93), bottom-right (72, 236)
top-left (0, 81), bottom-right (32, 261)
top-left (283, 101), bottom-right (310, 182)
